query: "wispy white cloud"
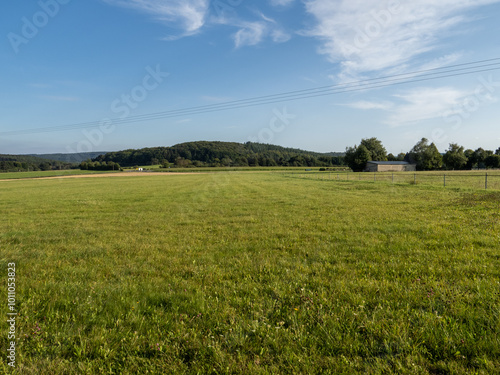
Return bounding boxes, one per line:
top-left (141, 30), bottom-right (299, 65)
top-left (347, 83), bottom-right (498, 128)
top-left (303, 0), bottom-right (500, 79)
top-left (258, 12), bottom-right (277, 24)
top-left (105, 0), bottom-right (291, 47)
top-left (233, 21), bottom-right (267, 47)
top-left (270, 0), bottom-right (295, 6)
top-left (221, 11), bottom-right (291, 48)
top-left (103, 0), bottom-right (210, 37)
top-left (346, 100), bottom-right (394, 111)
top-left (271, 28), bottom-right (291, 43)
top-left (384, 87), bottom-right (470, 126)
top-left (300, 76), bottom-right (318, 84)
top-left (418, 53), bottom-right (464, 71)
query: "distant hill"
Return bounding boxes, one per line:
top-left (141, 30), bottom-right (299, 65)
top-left (28, 152), bottom-right (108, 163)
top-left (92, 141), bottom-right (346, 168)
top-left (0, 153), bottom-right (77, 172)
top-left (1, 154), bottom-right (53, 164)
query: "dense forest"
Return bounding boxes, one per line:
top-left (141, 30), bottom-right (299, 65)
top-left (90, 141), bottom-right (346, 168)
top-left (28, 152), bottom-right (107, 163)
top-left (0, 154), bottom-right (76, 172)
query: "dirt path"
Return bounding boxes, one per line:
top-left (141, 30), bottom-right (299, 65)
top-left (0, 172), bottom-right (204, 182)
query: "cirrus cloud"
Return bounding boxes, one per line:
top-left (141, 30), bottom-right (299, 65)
top-left (103, 0), bottom-right (210, 36)
top-left (385, 87), bottom-right (471, 127)
top-left (303, 0), bottom-right (500, 79)
top-left (270, 0), bottom-right (295, 6)
top-left (104, 0), bottom-right (291, 47)
top-left (346, 100), bottom-right (394, 111)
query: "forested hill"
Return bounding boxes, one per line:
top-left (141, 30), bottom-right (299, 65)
top-left (0, 154), bottom-right (76, 172)
top-left (92, 141), bottom-right (345, 168)
top-left (28, 152), bottom-right (107, 163)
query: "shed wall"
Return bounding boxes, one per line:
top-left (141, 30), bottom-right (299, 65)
top-left (365, 163), bottom-right (417, 172)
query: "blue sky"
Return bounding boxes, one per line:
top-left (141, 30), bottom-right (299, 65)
top-left (1, 0), bottom-right (500, 155)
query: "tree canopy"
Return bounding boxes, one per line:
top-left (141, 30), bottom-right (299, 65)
top-left (443, 143), bottom-right (467, 170)
top-left (344, 137), bottom-right (388, 171)
top-left (406, 138), bottom-right (443, 171)
top-left (90, 141), bottom-right (346, 168)
top-left (360, 137), bottom-right (388, 161)
top-left (0, 154), bottom-right (76, 172)
top-left (344, 144), bottom-right (371, 172)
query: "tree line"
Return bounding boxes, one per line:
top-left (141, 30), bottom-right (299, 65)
top-left (344, 137), bottom-right (500, 172)
top-left (79, 161), bottom-right (121, 171)
top-left (5, 139), bottom-right (498, 173)
top-left (89, 141), bottom-right (345, 168)
top-left (0, 154), bottom-right (76, 172)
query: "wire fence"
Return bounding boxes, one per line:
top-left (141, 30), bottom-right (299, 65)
top-left (282, 171), bottom-right (500, 190)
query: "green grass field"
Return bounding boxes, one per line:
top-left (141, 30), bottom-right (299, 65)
top-left (284, 170), bottom-right (500, 191)
top-left (0, 170), bottom-right (119, 180)
top-left (147, 166), bottom-right (348, 173)
top-left (1, 172), bottom-right (499, 374)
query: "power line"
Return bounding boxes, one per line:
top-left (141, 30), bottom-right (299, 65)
top-left (4, 62), bottom-right (500, 135)
top-left (2, 58), bottom-right (500, 136)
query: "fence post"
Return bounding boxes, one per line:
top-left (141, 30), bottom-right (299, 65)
top-left (374, 173), bottom-right (376, 182)
top-left (485, 173), bottom-right (488, 190)
top-left (444, 174), bottom-right (446, 187)
top-left (414, 173), bottom-right (416, 185)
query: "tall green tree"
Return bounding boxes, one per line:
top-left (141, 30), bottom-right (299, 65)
top-left (360, 137), bottom-right (387, 161)
top-left (344, 144), bottom-right (371, 171)
top-left (470, 148), bottom-right (493, 169)
top-left (406, 138), bottom-right (443, 171)
top-left (422, 143), bottom-right (443, 170)
top-left (344, 146), bottom-right (357, 171)
top-left (485, 154), bottom-right (500, 169)
top-left (464, 149), bottom-right (475, 169)
top-left (443, 143), bottom-right (467, 170)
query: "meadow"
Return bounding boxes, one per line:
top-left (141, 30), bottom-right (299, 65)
top-left (0, 170), bottom-right (118, 180)
top-left (283, 170), bottom-right (500, 191)
top-left (0, 172), bottom-right (499, 374)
